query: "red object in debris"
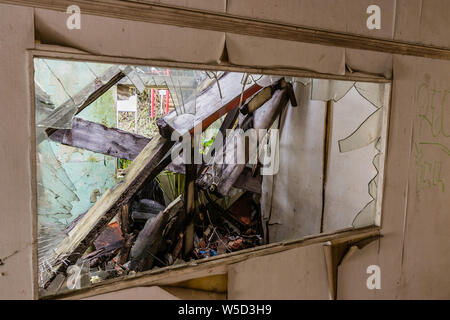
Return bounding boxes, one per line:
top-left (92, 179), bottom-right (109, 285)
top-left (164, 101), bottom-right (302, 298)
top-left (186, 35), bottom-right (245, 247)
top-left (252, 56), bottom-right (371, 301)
top-left (229, 238), bottom-right (243, 250)
top-left (165, 90), bottom-right (170, 114)
top-left (150, 88), bottom-right (155, 119)
top-left (94, 221), bottom-right (124, 250)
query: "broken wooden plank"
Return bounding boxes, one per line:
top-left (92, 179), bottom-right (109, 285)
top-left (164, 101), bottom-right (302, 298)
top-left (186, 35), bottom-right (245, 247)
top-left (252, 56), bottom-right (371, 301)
top-left (197, 88), bottom-right (289, 196)
top-left (118, 233), bottom-right (136, 266)
top-left (40, 65), bottom-right (128, 136)
top-left (43, 134), bottom-right (175, 287)
top-left (130, 195), bottom-right (184, 272)
top-left (118, 204), bottom-right (130, 235)
top-left (183, 142), bottom-right (197, 257)
top-left (157, 73), bottom-right (273, 138)
top-left (49, 117), bottom-right (151, 160)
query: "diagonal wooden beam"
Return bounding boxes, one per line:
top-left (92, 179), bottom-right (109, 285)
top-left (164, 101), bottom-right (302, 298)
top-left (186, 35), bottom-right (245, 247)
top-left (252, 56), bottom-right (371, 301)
top-left (197, 88), bottom-right (289, 196)
top-left (40, 65), bottom-right (126, 136)
top-left (42, 134), bottom-right (175, 288)
top-left (2, 0), bottom-right (450, 60)
top-left (156, 72), bottom-right (265, 138)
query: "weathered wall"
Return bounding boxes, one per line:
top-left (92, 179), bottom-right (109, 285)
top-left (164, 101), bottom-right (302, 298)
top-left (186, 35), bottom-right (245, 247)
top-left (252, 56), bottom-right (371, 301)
top-left (228, 244), bottom-right (329, 299)
top-left (0, 4), bottom-right (35, 299)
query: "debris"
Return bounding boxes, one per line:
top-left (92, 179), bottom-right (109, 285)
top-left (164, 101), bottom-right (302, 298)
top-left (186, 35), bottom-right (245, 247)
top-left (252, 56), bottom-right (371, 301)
top-left (42, 134), bottom-right (175, 288)
top-left (172, 233), bottom-right (184, 260)
top-left (94, 222), bottom-right (123, 250)
top-left (156, 72), bottom-right (266, 138)
top-left (197, 87), bottom-right (290, 196)
top-left (129, 195), bottom-right (184, 272)
top-left (38, 71), bottom-right (297, 294)
top-left (130, 199), bottom-right (165, 228)
top-left (42, 65), bottom-right (129, 137)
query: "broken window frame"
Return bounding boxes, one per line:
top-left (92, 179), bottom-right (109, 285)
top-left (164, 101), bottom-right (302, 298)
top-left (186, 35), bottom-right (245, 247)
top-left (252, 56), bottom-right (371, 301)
top-left (29, 47), bottom-right (391, 299)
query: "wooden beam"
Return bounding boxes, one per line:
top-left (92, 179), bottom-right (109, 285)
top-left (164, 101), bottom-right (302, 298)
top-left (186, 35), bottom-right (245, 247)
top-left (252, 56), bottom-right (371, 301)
top-left (42, 134), bottom-right (175, 288)
top-left (157, 72), bottom-right (264, 138)
top-left (44, 226), bottom-right (380, 300)
top-left (197, 88), bottom-right (289, 196)
top-left (49, 117), bottom-right (151, 160)
top-left (41, 65), bottom-right (126, 136)
top-left (129, 195), bottom-right (184, 272)
top-left (3, 0), bottom-right (450, 60)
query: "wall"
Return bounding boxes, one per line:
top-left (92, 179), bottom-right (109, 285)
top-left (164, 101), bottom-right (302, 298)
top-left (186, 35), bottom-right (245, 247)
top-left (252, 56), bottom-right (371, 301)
top-left (337, 56), bottom-right (450, 299)
top-left (0, 1), bottom-right (449, 299)
top-left (0, 4), bottom-right (35, 299)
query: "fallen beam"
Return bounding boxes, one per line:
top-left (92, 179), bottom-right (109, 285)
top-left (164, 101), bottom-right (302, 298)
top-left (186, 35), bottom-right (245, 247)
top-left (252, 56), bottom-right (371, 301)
top-left (130, 195), bottom-right (184, 272)
top-left (233, 167), bottom-right (262, 194)
top-left (240, 78), bottom-right (297, 115)
top-left (156, 72), bottom-right (271, 138)
top-left (42, 134), bottom-right (175, 288)
top-left (49, 117), bottom-right (151, 160)
top-left (39, 65), bottom-right (128, 136)
top-left (197, 88), bottom-right (289, 196)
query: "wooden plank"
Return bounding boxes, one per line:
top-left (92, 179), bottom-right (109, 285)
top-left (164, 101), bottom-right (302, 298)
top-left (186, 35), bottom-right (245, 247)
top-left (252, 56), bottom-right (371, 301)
top-left (157, 72), bottom-right (265, 138)
top-left (3, 0), bottom-right (450, 60)
top-left (45, 226), bottom-right (380, 300)
top-left (49, 117), bottom-right (150, 160)
top-left (183, 143), bottom-right (197, 257)
top-left (170, 274), bottom-right (228, 293)
top-left (41, 65), bottom-right (126, 135)
top-left (42, 134), bottom-right (175, 288)
top-left (129, 195), bottom-right (184, 272)
top-left (197, 89), bottom-right (289, 196)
